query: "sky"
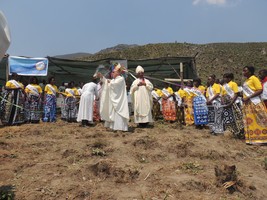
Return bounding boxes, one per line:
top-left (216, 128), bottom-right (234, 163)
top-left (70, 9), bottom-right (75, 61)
top-left (1, 0), bottom-right (266, 57)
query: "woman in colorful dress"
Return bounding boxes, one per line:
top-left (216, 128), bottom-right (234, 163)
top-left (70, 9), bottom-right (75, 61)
top-left (0, 73), bottom-right (25, 125)
top-left (43, 76), bottom-right (58, 122)
top-left (151, 87), bottom-right (163, 121)
top-left (161, 83), bottom-right (177, 122)
top-left (62, 81), bottom-right (79, 122)
top-left (221, 73), bottom-right (244, 138)
top-left (206, 74), bottom-right (224, 134)
top-left (259, 69), bottom-right (267, 108)
top-left (174, 86), bottom-right (186, 126)
top-left (192, 78), bottom-right (208, 129)
top-left (183, 81), bottom-right (195, 126)
top-left (242, 66), bottom-right (267, 145)
top-left (24, 76), bottom-right (43, 123)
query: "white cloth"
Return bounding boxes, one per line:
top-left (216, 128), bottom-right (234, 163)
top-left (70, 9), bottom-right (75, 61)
top-left (162, 88), bottom-right (174, 101)
top-left (9, 80), bottom-right (21, 88)
top-left (242, 82), bottom-right (261, 105)
top-left (130, 78), bottom-right (153, 124)
top-left (100, 76), bottom-right (129, 131)
top-left (261, 81), bottom-right (267, 101)
top-left (26, 84), bottom-right (39, 97)
top-left (104, 111), bottom-right (128, 131)
top-left (174, 91), bottom-right (182, 106)
top-left (77, 82), bottom-right (98, 122)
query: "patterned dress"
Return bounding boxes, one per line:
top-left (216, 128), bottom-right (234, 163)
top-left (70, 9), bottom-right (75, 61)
top-left (0, 80), bottom-right (25, 125)
top-left (221, 81), bottom-right (244, 138)
top-left (43, 84), bottom-right (58, 122)
top-left (161, 87), bottom-right (177, 122)
top-left (242, 75), bottom-right (267, 144)
top-left (24, 84), bottom-right (42, 123)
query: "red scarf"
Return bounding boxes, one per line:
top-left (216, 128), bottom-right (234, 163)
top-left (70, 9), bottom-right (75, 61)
top-left (262, 76), bottom-right (267, 86)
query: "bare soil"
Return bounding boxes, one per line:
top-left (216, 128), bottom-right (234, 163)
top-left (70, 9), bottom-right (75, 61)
top-left (0, 118), bottom-right (267, 200)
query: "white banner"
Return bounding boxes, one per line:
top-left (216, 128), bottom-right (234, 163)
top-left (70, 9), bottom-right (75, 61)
top-left (9, 56), bottom-right (48, 76)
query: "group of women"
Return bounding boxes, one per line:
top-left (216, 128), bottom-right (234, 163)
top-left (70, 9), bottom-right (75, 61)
top-left (0, 74), bottom-right (85, 125)
top-left (1, 66), bottom-right (267, 146)
top-left (152, 66), bottom-right (267, 145)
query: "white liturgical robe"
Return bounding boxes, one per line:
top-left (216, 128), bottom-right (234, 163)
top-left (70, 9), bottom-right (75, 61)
top-left (130, 78), bottom-right (154, 124)
top-left (100, 76), bottom-right (129, 131)
top-left (77, 82), bottom-right (98, 122)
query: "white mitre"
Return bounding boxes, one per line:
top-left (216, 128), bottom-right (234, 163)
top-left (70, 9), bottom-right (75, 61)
top-left (136, 65), bottom-right (144, 74)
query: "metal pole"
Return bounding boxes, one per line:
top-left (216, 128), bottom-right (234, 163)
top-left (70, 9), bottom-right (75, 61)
top-left (5, 56), bottom-right (9, 81)
top-left (180, 62), bottom-right (184, 88)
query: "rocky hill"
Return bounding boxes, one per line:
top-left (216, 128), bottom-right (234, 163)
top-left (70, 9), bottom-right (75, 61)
top-left (76, 42), bottom-right (267, 84)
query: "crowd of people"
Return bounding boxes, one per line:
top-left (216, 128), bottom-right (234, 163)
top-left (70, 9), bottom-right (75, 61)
top-left (0, 64), bottom-right (266, 146)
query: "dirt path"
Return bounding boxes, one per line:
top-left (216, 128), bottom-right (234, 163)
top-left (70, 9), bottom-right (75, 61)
top-left (0, 120), bottom-right (267, 200)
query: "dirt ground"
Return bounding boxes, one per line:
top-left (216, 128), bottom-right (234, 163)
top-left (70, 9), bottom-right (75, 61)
top-left (0, 118), bottom-right (267, 200)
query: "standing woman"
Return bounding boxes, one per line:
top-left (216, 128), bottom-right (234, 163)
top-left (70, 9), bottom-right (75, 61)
top-left (63, 81), bottom-right (79, 122)
top-left (221, 73), bottom-right (244, 138)
top-left (151, 87), bottom-right (163, 121)
top-left (192, 78), bottom-right (208, 129)
top-left (161, 83), bottom-right (177, 122)
top-left (183, 81), bottom-right (195, 126)
top-left (174, 86), bottom-right (186, 126)
top-left (206, 74), bottom-right (224, 134)
top-left (43, 76), bottom-right (58, 122)
top-left (259, 69), bottom-right (267, 108)
top-left (242, 66), bottom-right (267, 145)
top-left (24, 76), bottom-right (42, 123)
top-left (0, 73), bottom-right (25, 125)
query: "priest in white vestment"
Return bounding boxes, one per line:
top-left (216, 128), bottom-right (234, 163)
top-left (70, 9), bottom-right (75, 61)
top-left (130, 65), bottom-right (154, 127)
top-left (77, 78), bottom-right (98, 126)
top-left (97, 63), bottom-right (129, 131)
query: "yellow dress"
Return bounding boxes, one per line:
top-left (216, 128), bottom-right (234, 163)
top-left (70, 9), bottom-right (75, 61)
top-left (6, 80), bottom-right (24, 89)
top-left (243, 75), bottom-right (267, 144)
top-left (44, 84), bottom-right (58, 95)
top-left (184, 87), bottom-right (194, 126)
top-left (25, 84), bottom-right (42, 95)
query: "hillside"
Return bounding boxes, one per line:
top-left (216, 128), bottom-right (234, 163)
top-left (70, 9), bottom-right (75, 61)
top-left (77, 42), bottom-right (267, 84)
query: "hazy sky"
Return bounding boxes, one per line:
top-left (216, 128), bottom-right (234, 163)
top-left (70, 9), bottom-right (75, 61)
top-left (1, 0), bottom-right (266, 57)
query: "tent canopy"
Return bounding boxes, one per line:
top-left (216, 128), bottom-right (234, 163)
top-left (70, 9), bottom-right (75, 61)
top-left (47, 56), bottom-right (197, 85)
top-left (0, 56), bottom-right (197, 87)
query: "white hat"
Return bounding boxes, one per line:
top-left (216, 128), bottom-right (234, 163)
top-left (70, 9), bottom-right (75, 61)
top-left (136, 65), bottom-right (144, 74)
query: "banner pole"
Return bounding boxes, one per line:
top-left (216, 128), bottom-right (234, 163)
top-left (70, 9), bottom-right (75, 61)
top-left (5, 56), bottom-right (9, 81)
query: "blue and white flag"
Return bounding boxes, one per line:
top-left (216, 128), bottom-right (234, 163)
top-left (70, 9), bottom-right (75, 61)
top-left (9, 56), bottom-right (48, 76)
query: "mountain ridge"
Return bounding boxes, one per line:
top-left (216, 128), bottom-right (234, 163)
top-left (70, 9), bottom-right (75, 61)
top-left (55, 42), bottom-right (267, 84)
